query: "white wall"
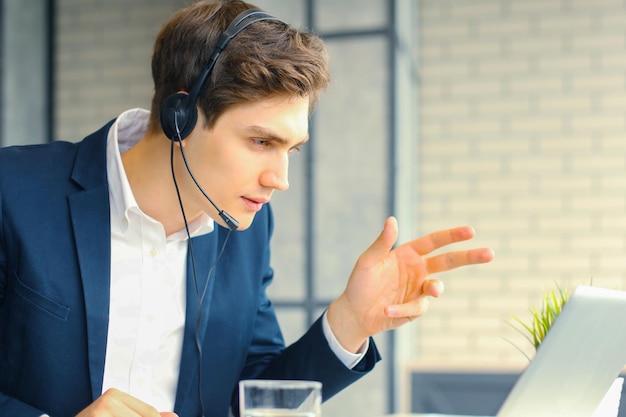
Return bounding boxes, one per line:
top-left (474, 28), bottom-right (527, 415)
top-left (414, 0), bottom-right (626, 370)
top-left (1, 0), bottom-right (49, 145)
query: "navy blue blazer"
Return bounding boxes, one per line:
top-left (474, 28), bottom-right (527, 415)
top-left (0, 121), bottom-right (380, 417)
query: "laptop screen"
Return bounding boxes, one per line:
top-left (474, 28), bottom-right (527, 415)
top-left (497, 286), bottom-right (626, 417)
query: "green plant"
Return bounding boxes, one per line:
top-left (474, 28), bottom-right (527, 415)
top-left (506, 284), bottom-right (570, 362)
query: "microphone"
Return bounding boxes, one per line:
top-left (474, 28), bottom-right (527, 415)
top-left (217, 210), bottom-right (239, 231)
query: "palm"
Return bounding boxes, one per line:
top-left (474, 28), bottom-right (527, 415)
top-left (344, 233), bottom-right (430, 335)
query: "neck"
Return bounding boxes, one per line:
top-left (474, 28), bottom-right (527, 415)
top-left (121, 134), bottom-right (202, 235)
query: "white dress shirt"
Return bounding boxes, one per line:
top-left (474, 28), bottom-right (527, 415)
top-left (98, 109), bottom-right (366, 412)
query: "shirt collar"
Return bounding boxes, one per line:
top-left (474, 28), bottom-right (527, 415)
top-left (106, 108), bottom-right (214, 240)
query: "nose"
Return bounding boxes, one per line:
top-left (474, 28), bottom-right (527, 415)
top-left (261, 154), bottom-right (289, 191)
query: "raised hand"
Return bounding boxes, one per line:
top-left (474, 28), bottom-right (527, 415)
top-left (327, 216), bottom-right (494, 352)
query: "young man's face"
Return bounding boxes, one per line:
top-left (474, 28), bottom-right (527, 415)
top-left (181, 94), bottom-right (310, 230)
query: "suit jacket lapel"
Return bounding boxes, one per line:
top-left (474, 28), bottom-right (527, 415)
top-left (68, 123), bottom-right (114, 401)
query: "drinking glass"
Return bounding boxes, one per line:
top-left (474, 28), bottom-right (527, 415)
top-left (239, 379), bottom-right (322, 417)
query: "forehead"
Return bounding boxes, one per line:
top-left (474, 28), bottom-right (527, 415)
top-left (218, 95), bottom-right (310, 143)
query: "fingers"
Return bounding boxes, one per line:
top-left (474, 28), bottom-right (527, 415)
top-left (408, 226), bottom-right (477, 256)
top-left (76, 388), bottom-right (167, 417)
top-left (385, 295), bottom-right (430, 319)
top-left (384, 247), bottom-right (494, 320)
top-left (366, 221), bottom-right (488, 265)
top-left (423, 278), bottom-right (445, 297)
top-left (385, 279), bottom-right (443, 318)
top-left (361, 216), bottom-right (398, 264)
top-left (112, 389), bottom-right (162, 417)
top-left (425, 247), bottom-right (495, 274)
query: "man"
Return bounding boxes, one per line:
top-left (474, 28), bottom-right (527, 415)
top-left (0, 1), bottom-right (494, 417)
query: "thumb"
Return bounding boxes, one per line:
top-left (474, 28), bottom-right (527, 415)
top-left (361, 216), bottom-right (398, 265)
top-left (160, 413), bottom-right (178, 417)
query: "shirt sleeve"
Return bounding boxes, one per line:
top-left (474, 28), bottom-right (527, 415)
top-left (321, 310), bottom-right (369, 369)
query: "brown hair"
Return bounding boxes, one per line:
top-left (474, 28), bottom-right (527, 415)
top-left (148, 0), bottom-right (330, 133)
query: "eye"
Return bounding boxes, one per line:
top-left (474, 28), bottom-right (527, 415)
top-left (251, 138), bottom-right (271, 149)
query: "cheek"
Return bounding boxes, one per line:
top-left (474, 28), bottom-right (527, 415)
top-left (215, 154), bottom-right (261, 189)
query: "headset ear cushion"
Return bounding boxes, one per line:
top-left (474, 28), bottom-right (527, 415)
top-left (159, 92), bottom-right (198, 141)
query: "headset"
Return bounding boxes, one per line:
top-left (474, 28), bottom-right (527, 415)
top-left (159, 8), bottom-right (285, 232)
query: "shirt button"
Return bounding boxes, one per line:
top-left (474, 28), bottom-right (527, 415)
top-left (149, 248), bottom-right (158, 257)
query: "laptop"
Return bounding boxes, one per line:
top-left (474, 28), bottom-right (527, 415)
top-left (496, 285), bottom-right (626, 417)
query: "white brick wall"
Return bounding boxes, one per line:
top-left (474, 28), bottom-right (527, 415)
top-left (415, 0), bottom-right (626, 368)
top-left (54, 0), bottom-right (185, 141)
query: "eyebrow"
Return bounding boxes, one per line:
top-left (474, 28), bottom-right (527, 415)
top-left (246, 125), bottom-right (309, 147)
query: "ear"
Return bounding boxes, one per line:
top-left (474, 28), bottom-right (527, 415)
top-left (159, 90), bottom-right (198, 142)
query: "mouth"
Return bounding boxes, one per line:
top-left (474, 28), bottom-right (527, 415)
top-left (242, 196), bottom-right (269, 212)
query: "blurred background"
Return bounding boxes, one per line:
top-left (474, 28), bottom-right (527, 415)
top-left (2, 0), bottom-right (626, 416)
